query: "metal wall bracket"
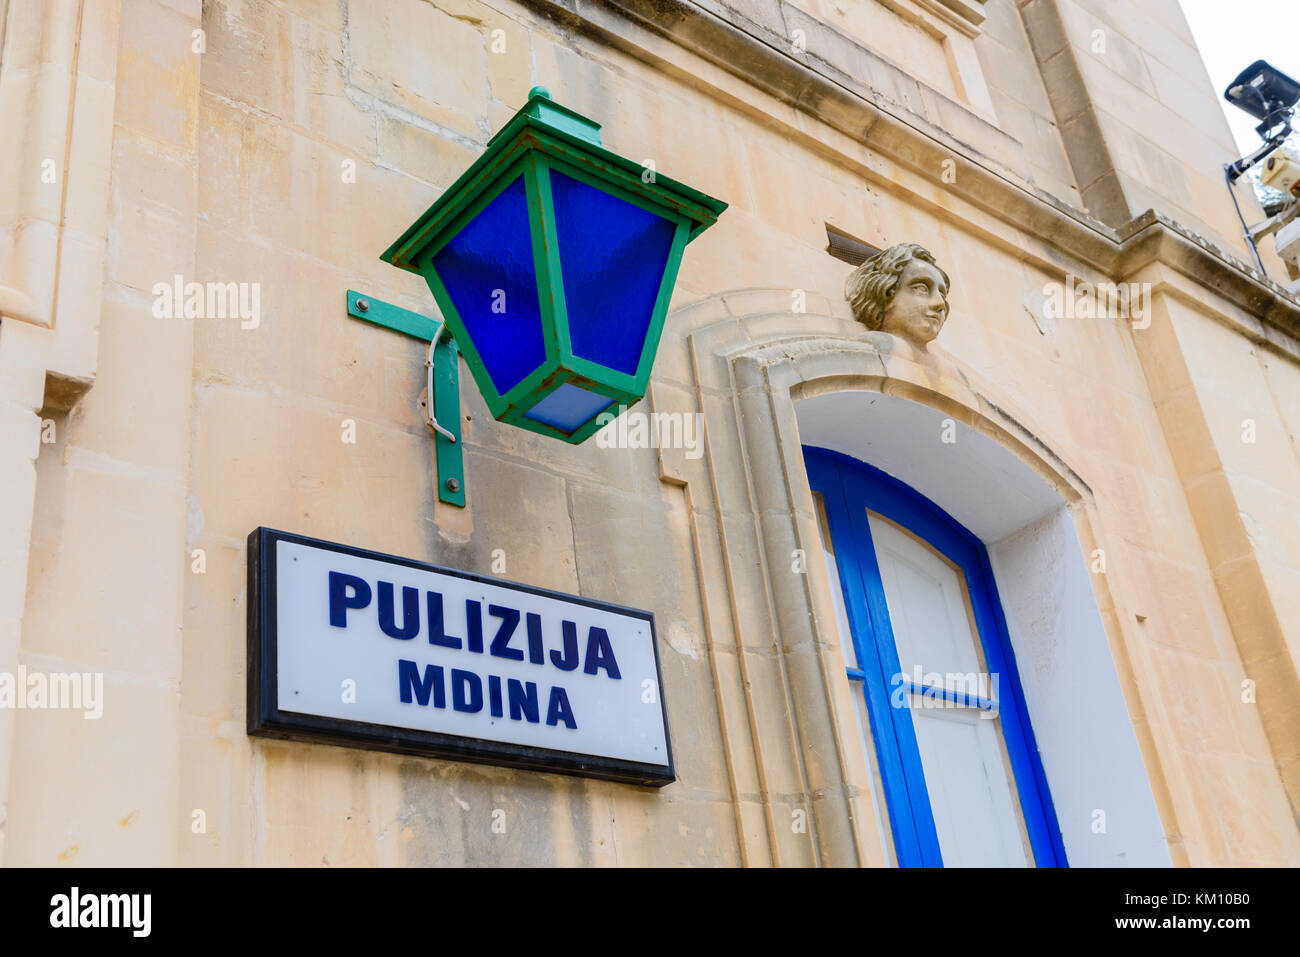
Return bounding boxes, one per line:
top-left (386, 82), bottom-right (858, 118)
top-left (346, 289), bottom-right (465, 507)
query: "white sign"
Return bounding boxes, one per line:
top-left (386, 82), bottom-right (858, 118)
top-left (248, 529), bottom-right (674, 785)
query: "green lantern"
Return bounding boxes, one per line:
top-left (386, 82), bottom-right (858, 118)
top-left (381, 86), bottom-right (727, 444)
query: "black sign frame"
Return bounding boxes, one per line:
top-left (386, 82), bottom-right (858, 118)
top-left (247, 527), bottom-right (675, 787)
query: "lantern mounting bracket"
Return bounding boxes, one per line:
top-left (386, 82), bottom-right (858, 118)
top-left (346, 289), bottom-right (465, 508)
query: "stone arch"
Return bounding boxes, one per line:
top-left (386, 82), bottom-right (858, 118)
top-left (663, 289), bottom-right (1178, 866)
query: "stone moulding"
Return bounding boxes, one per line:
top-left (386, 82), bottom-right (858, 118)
top-left (523, 0), bottom-right (1300, 358)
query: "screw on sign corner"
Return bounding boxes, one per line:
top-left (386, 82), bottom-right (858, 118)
top-left (445, 478), bottom-right (460, 493)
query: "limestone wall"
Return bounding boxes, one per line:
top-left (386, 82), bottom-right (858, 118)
top-left (2, 0), bottom-right (1298, 866)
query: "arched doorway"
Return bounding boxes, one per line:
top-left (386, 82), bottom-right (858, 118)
top-left (791, 387), bottom-right (1169, 866)
top-left (664, 291), bottom-right (1176, 865)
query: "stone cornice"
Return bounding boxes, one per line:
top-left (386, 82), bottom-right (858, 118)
top-left (522, 0), bottom-right (1300, 355)
top-left (1117, 210), bottom-right (1300, 351)
top-left (932, 0), bottom-right (988, 29)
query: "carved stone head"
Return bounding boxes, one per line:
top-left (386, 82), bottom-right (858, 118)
top-left (845, 242), bottom-right (950, 347)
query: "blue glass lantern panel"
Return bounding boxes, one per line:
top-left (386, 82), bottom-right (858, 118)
top-left (432, 175), bottom-right (546, 395)
top-left (524, 383), bottom-right (616, 434)
top-left (550, 170), bottom-right (677, 376)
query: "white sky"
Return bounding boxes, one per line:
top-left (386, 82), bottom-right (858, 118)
top-left (1179, 0), bottom-right (1300, 155)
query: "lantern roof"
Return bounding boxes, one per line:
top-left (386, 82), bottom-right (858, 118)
top-left (381, 87), bottom-right (727, 272)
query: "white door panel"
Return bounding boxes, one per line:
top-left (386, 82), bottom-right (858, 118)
top-left (869, 514), bottom-right (980, 677)
top-left (868, 512), bottom-right (1031, 867)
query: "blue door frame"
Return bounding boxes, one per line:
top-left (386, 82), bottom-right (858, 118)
top-left (804, 446), bottom-right (1067, 867)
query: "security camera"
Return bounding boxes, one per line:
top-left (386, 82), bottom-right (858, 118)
top-left (1224, 61), bottom-right (1299, 184)
top-left (1223, 60), bottom-right (1300, 275)
top-left (1260, 148), bottom-right (1300, 198)
top-left (1225, 60), bottom-right (1300, 134)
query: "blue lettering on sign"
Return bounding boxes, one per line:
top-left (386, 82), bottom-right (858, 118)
top-left (465, 599), bottom-right (484, 653)
top-left (399, 660), bottom-right (445, 708)
top-left (396, 661), bottom-right (577, 731)
top-left (488, 605), bottom-right (523, 661)
top-left (452, 669), bottom-right (483, 713)
top-left (508, 679), bottom-right (538, 723)
top-left (550, 621), bottom-right (579, 671)
top-left (331, 571), bottom-right (639, 738)
top-left (546, 687), bottom-right (577, 729)
top-left (583, 627), bottom-right (621, 679)
top-left (525, 613), bottom-right (545, 665)
top-left (329, 571), bottom-right (371, 627)
top-left (379, 582), bottom-right (420, 640)
top-left (327, 572), bottom-right (626, 683)
top-left (488, 674), bottom-right (503, 718)
top-left (427, 591), bottom-right (462, 649)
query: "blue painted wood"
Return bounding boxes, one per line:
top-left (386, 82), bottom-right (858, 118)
top-left (894, 676), bottom-right (998, 711)
top-left (974, 547), bottom-right (1069, 866)
top-left (803, 446), bottom-right (1067, 868)
top-left (805, 452), bottom-right (939, 867)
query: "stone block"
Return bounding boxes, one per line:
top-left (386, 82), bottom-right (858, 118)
top-left (111, 130), bottom-right (197, 237)
top-left (290, 14), bottom-right (374, 151)
top-left (108, 204), bottom-right (194, 296)
top-left (1186, 753), bottom-right (1300, 865)
top-left (200, 0), bottom-right (293, 122)
top-left (5, 666), bottom-right (180, 865)
top-left (377, 115), bottom-right (480, 188)
top-left (348, 0), bottom-right (488, 139)
top-left (1146, 643), bottom-right (1243, 757)
top-left (177, 718), bottom-right (237, 864)
top-left (482, 11), bottom-right (531, 107)
top-left (1182, 471), bottom-right (1253, 570)
top-left (190, 382), bottom-right (434, 558)
top-left (21, 458), bottom-right (186, 676)
top-left (63, 291), bottom-right (193, 477)
top-left (653, 636), bottom-right (736, 797)
top-left (114, 0), bottom-right (200, 148)
top-left (181, 539), bottom-right (245, 722)
top-left (451, 448), bottom-right (579, 593)
top-left (283, 0), bottom-right (344, 31)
